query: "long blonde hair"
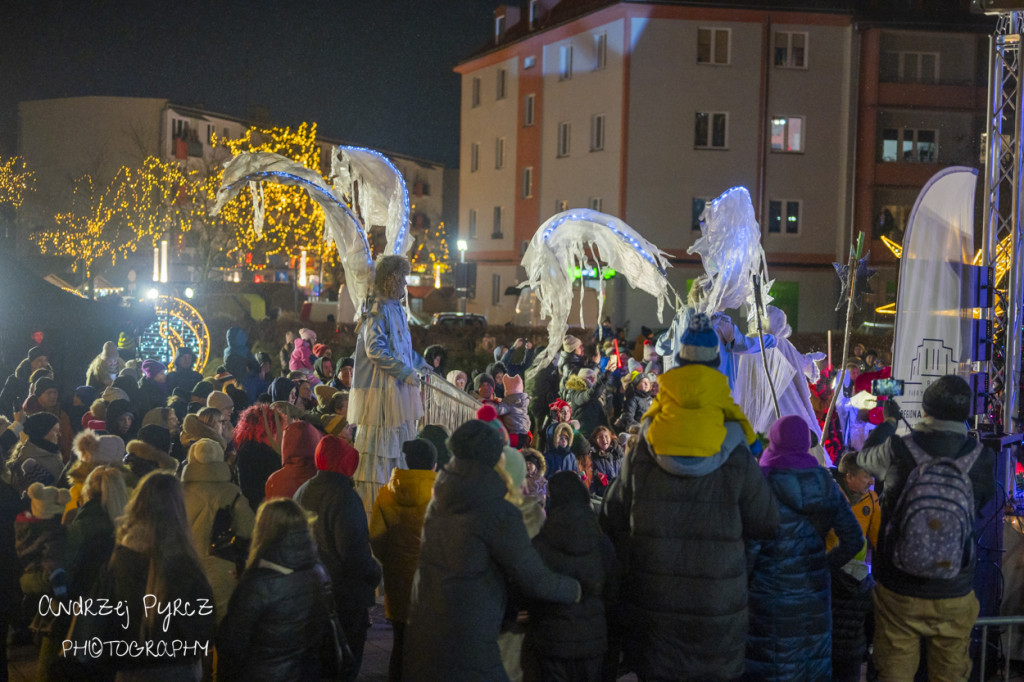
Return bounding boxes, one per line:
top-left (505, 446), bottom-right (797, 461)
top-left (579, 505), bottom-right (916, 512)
top-left (245, 498), bottom-right (316, 573)
top-left (82, 465), bottom-right (129, 523)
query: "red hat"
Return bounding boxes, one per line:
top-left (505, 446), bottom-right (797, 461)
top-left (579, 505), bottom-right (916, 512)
top-left (548, 398), bottom-right (571, 413)
top-left (476, 404), bottom-right (510, 445)
top-left (314, 435), bottom-right (360, 477)
top-left (312, 343), bottom-right (329, 358)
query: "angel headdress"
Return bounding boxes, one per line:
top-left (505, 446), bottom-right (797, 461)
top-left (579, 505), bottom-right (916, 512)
top-left (210, 145), bottom-right (412, 318)
top-left (521, 208), bottom-right (673, 369)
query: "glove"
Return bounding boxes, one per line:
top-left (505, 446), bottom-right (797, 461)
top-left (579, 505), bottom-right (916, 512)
top-left (403, 372), bottom-right (420, 386)
top-left (808, 351), bottom-right (826, 362)
top-left (761, 334), bottom-right (777, 350)
top-left (883, 398), bottom-right (902, 423)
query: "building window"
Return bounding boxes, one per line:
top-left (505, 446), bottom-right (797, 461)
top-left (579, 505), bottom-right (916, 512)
top-left (493, 206), bottom-right (503, 238)
top-left (557, 121), bottom-right (571, 157)
top-left (774, 31), bottom-right (808, 69)
top-left (468, 209), bottom-right (477, 238)
top-left (492, 274), bottom-right (502, 305)
top-left (897, 51), bottom-right (939, 83)
top-left (692, 197), bottom-right (708, 231)
top-left (881, 128), bottom-right (938, 163)
top-left (497, 68), bottom-right (508, 100)
top-left (559, 44), bottom-right (573, 80)
top-left (495, 15), bottom-right (506, 44)
top-left (524, 55), bottom-right (536, 69)
top-left (495, 137), bottom-right (505, 169)
top-left (595, 32), bottom-right (607, 70)
top-left (589, 197), bottom-right (603, 212)
top-left (470, 142), bottom-right (480, 172)
top-left (768, 199), bottom-right (801, 235)
top-left (770, 116), bottom-right (804, 153)
top-left (471, 77), bottom-right (481, 108)
top-left (590, 114), bottom-right (605, 151)
top-left (524, 94), bottom-right (535, 127)
top-left (522, 166), bottom-right (534, 199)
top-left (556, 199), bottom-right (568, 212)
top-left (694, 112), bottom-right (728, 149)
top-left (697, 28), bottom-right (730, 65)
top-left (529, 0), bottom-right (539, 29)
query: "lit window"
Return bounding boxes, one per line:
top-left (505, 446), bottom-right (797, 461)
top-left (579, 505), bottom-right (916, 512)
top-left (524, 94), bottom-right (535, 127)
top-left (522, 167), bottom-right (534, 199)
top-left (694, 112), bottom-right (728, 149)
top-left (468, 209), bottom-right (477, 238)
top-left (557, 121), bottom-right (571, 157)
top-left (595, 32), bottom-right (607, 70)
top-left (560, 45), bottom-right (573, 80)
top-left (774, 31), bottom-right (808, 69)
top-left (471, 77), bottom-right (481, 108)
top-left (493, 206), bottom-right (503, 238)
top-left (497, 68), bottom-right (508, 100)
top-left (881, 128), bottom-right (938, 163)
top-left (770, 116), bottom-right (804, 153)
top-left (591, 114), bottom-right (605, 151)
top-left (470, 142), bottom-right (480, 172)
top-left (495, 137), bottom-right (505, 169)
top-left (768, 200), bottom-right (801, 235)
top-left (697, 28), bottom-right (730, 65)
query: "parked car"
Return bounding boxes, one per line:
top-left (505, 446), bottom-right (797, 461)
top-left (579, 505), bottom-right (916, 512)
top-left (430, 312), bottom-right (488, 328)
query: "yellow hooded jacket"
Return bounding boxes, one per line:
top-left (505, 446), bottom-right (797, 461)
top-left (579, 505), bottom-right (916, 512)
top-left (644, 364), bottom-right (756, 457)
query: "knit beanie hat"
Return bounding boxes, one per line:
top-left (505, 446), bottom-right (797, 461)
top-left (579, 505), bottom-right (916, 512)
top-left (314, 435), bottom-right (359, 476)
top-left (24, 412), bottom-right (59, 442)
top-left (677, 311), bottom-right (720, 367)
top-left (269, 377), bottom-right (297, 403)
top-left (476, 404), bottom-right (510, 445)
top-left (188, 438), bottom-right (225, 464)
top-left (562, 335), bottom-right (582, 353)
top-left (74, 386), bottom-right (96, 405)
top-left (502, 373), bottom-right (524, 396)
top-left (760, 415), bottom-right (817, 470)
top-left (473, 373), bottom-right (496, 391)
top-left (299, 328), bottom-right (317, 343)
top-left (118, 367), bottom-right (140, 382)
top-left (22, 459), bottom-right (56, 487)
top-left (922, 375), bottom-right (973, 422)
top-left (418, 424), bottom-right (451, 468)
top-left (101, 386), bottom-right (129, 403)
top-left (100, 341), bottom-right (119, 361)
top-left (255, 352), bottom-right (272, 368)
top-left (86, 420), bottom-right (106, 432)
top-left (339, 357), bottom-right (354, 369)
top-left (314, 384), bottom-right (339, 408)
top-left (72, 429), bottom-right (125, 465)
top-left (141, 359), bottom-right (167, 381)
top-left (547, 470), bottom-right (590, 511)
top-left (117, 332), bottom-right (136, 350)
top-left (402, 438), bottom-right (437, 471)
top-left (32, 377), bottom-right (58, 397)
top-left (138, 424), bottom-right (172, 453)
top-left (502, 445), bottom-right (526, 488)
top-left (322, 414), bottom-right (348, 436)
top-left (27, 482), bottom-right (71, 519)
top-left (312, 343), bottom-right (329, 358)
top-left (191, 381), bottom-right (214, 401)
top-left (206, 390), bottom-right (234, 413)
top-left (449, 419), bottom-right (504, 467)
top-left (28, 346), bottom-right (47, 362)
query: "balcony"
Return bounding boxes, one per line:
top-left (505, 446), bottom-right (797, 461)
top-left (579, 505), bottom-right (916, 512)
top-left (874, 161), bottom-right (945, 188)
top-left (877, 81), bottom-right (986, 111)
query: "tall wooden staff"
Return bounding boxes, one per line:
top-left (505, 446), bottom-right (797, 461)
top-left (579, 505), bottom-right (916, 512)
top-left (752, 274), bottom-right (780, 419)
top-left (821, 232), bottom-right (865, 448)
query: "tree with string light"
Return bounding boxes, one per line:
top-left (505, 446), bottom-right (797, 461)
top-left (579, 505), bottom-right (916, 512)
top-left (0, 156), bottom-right (35, 209)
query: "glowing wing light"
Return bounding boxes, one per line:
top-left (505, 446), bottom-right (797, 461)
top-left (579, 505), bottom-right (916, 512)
top-left (332, 146), bottom-right (412, 258)
top-left (211, 151), bottom-right (374, 319)
top-left (522, 209), bottom-right (672, 368)
top-left (688, 186), bottom-right (772, 317)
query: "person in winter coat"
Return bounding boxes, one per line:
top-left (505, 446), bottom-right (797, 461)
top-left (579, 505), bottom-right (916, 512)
top-left (73, 471), bottom-right (215, 681)
top-left (369, 438), bottom-right (438, 682)
top-left (525, 355), bottom-right (560, 450)
top-left (857, 378), bottom-right (996, 682)
top-left (217, 498), bottom-right (333, 682)
top-left (313, 355), bottom-right (334, 385)
top-left (268, 376), bottom-right (297, 405)
top-left (423, 344), bottom-right (447, 377)
top-left (474, 372), bottom-right (499, 405)
top-left (0, 346), bottom-right (50, 417)
top-left (544, 423), bottom-right (579, 478)
top-left (166, 347), bottom-right (203, 396)
top-left (488, 361), bottom-right (509, 399)
top-left (403, 419), bottom-right (581, 682)
top-left (135, 359), bottom-right (169, 416)
top-left (496, 374), bottom-right (531, 448)
top-left (522, 448), bottom-right (548, 507)
top-left (588, 426), bottom-right (624, 498)
top-left (527, 472), bottom-right (617, 682)
top-left (558, 335), bottom-right (591, 386)
top-left (417, 424), bottom-right (452, 470)
top-left (599, 311), bottom-right (780, 682)
top-left (15, 482), bottom-right (69, 635)
top-left (500, 338), bottom-right (536, 379)
top-left (65, 466), bottom-right (128, 599)
top-left (63, 429), bottom-right (127, 520)
top-left (180, 408), bottom-right (227, 452)
top-left (265, 421), bottom-right (322, 501)
top-left (181, 438), bottom-right (255, 623)
top-left (124, 423), bottom-right (178, 482)
top-left (234, 404), bottom-right (285, 512)
top-left (22, 377), bottom-right (74, 463)
top-left (614, 372), bottom-right (654, 431)
top-left (85, 341), bottom-right (125, 393)
top-left (561, 368), bottom-right (608, 437)
top-left (295, 435), bottom-right (381, 681)
top-left (744, 415), bottom-right (864, 682)
top-left (7, 413), bottom-right (64, 494)
top-left (278, 331), bottom-right (296, 378)
top-left (224, 327), bottom-right (259, 383)
top-left (104, 398), bottom-right (136, 442)
top-left (289, 337), bottom-right (315, 374)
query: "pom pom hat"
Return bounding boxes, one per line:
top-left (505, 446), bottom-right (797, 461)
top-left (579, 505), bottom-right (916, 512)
top-left (677, 311), bottom-right (720, 367)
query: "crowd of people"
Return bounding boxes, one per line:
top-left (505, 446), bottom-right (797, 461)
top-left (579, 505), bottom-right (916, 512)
top-left (0, 307), bottom-right (995, 682)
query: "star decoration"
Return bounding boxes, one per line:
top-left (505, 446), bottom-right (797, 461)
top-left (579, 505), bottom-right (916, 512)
top-left (834, 254), bottom-right (877, 311)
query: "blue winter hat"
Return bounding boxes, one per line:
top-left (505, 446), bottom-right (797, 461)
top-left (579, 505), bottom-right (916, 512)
top-left (677, 311), bottom-right (720, 367)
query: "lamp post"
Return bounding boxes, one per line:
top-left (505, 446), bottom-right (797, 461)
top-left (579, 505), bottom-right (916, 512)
top-left (456, 239), bottom-right (468, 313)
top-left (457, 239), bottom-right (467, 263)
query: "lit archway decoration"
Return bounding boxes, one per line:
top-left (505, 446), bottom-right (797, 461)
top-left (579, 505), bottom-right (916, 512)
top-left (138, 295), bottom-right (210, 373)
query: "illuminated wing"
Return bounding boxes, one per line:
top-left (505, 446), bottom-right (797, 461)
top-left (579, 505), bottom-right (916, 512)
top-left (522, 209), bottom-right (672, 368)
top-left (212, 151), bottom-right (374, 319)
top-left (687, 186), bottom-right (771, 317)
top-left (331, 146), bottom-right (412, 257)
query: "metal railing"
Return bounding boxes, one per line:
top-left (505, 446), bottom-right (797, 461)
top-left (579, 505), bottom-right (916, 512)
top-left (974, 615), bottom-right (1024, 681)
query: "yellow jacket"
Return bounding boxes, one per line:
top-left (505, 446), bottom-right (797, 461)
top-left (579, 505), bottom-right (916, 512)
top-left (369, 467), bottom-right (437, 622)
top-left (644, 365), bottom-right (756, 457)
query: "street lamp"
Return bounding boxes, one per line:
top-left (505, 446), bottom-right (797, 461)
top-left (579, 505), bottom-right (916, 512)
top-left (457, 239), bottom-right (467, 263)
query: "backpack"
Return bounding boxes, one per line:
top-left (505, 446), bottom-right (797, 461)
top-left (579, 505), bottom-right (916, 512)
top-left (886, 434), bottom-right (982, 580)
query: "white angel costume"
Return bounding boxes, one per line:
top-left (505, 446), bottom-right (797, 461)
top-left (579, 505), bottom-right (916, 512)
top-left (656, 310), bottom-right (773, 390)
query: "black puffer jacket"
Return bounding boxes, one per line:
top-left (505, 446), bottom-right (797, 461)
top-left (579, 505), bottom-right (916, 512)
top-left (404, 458), bottom-right (581, 682)
top-left (218, 526), bottom-right (332, 682)
top-left (528, 502), bottom-right (617, 660)
top-left (615, 385), bottom-right (652, 431)
top-left (600, 423), bottom-right (780, 682)
top-left (561, 373), bottom-right (608, 436)
top-left (294, 470), bottom-right (381, 620)
top-left (236, 439), bottom-right (280, 512)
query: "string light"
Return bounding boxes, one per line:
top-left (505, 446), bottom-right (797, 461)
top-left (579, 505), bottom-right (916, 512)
top-left (410, 220), bottom-right (452, 274)
top-left (138, 295), bottom-right (211, 372)
top-left (0, 156), bottom-right (35, 208)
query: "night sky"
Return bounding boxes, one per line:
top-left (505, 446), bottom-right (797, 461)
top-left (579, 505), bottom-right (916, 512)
top-left (0, 0), bottom-right (507, 167)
